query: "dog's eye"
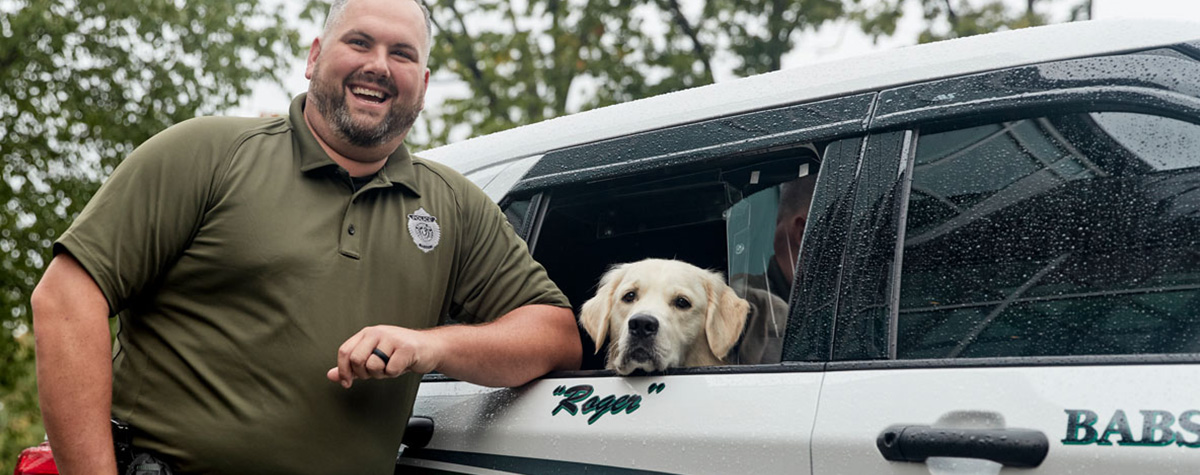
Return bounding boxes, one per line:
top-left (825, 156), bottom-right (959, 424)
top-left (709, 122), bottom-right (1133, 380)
top-left (621, 291), bottom-right (637, 303)
top-left (674, 297), bottom-right (691, 309)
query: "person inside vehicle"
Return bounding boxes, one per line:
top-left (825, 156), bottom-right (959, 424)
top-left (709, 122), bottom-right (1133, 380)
top-left (730, 173), bottom-right (817, 365)
top-left (30, 0), bottom-right (581, 473)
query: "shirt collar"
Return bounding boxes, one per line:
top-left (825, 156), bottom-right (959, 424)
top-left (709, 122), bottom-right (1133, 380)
top-left (289, 93), bottom-right (421, 196)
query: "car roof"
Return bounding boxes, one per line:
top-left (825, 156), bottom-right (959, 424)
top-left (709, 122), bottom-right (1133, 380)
top-left (418, 19), bottom-right (1200, 175)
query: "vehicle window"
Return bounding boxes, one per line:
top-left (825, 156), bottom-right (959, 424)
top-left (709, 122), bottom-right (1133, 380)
top-left (726, 165), bottom-right (817, 364)
top-left (503, 198), bottom-right (531, 232)
top-left (531, 146), bottom-right (820, 370)
top-left (898, 113), bottom-right (1200, 359)
top-left (501, 194), bottom-right (546, 244)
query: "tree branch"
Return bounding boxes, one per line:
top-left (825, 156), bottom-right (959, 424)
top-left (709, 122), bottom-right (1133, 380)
top-left (552, 0), bottom-right (583, 116)
top-left (433, 1), bottom-right (505, 119)
top-left (661, 0), bottom-right (714, 83)
top-left (505, 0), bottom-right (549, 121)
top-left (943, 0), bottom-right (958, 27)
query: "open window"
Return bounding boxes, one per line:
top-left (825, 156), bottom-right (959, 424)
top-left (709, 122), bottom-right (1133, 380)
top-left (524, 145), bottom-right (821, 370)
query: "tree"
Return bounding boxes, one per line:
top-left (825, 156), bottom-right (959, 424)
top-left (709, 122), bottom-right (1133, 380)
top-left (421, 0), bottom-right (1089, 147)
top-left (857, 0), bottom-right (1092, 44)
top-left (0, 0), bottom-right (302, 469)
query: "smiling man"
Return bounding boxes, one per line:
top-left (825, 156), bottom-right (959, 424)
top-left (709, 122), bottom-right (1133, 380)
top-left (31, 0), bottom-right (581, 474)
top-left (304, 0), bottom-right (429, 168)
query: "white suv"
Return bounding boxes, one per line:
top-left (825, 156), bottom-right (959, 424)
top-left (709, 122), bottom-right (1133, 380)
top-left (400, 19), bottom-right (1200, 474)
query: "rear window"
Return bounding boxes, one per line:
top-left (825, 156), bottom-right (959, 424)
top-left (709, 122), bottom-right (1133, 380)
top-left (898, 112), bottom-right (1200, 359)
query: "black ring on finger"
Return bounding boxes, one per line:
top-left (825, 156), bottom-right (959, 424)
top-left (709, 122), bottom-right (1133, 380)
top-left (371, 348), bottom-right (390, 365)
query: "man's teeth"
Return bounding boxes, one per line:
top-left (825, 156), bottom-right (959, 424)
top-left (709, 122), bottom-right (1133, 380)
top-left (351, 87), bottom-right (384, 99)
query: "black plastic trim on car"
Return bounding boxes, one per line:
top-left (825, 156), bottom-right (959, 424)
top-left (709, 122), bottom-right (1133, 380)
top-left (401, 416), bottom-right (434, 449)
top-left (512, 93), bottom-right (876, 193)
top-left (872, 50), bottom-right (1200, 130)
top-left (782, 136), bottom-right (869, 362)
top-left (824, 354), bottom-right (1200, 372)
top-left (524, 192), bottom-right (549, 253)
top-left (419, 361), bottom-right (827, 383)
top-left (1181, 41), bottom-right (1200, 61)
top-left (877, 425), bottom-right (1049, 468)
top-left (417, 354), bottom-right (1200, 383)
top-left (399, 448), bottom-right (679, 474)
top-left (875, 86), bottom-right (1200, 132)
top-left (828, 131), bottom-right (911, 362)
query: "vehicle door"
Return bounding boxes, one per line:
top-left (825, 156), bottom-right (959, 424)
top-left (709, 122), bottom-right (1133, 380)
top-left (399, 94), bottom-right (875, 474)
top-left (810, 47), bottom-right (1200, 474)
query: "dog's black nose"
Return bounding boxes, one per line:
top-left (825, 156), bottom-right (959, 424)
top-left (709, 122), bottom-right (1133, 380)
top-left (628, 314), bottom-right (659, 338)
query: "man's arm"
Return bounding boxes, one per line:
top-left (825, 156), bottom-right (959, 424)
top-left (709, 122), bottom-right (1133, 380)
top-left (31, 254), bottom-right (118, 475)
top-left (327, 304), bottom-right (581, 388)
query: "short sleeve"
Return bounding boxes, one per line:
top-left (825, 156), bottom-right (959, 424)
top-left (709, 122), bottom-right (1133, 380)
top-left (449, 184), bottom-right (569, 323)
top-left (55, 118), bottom-right (234, 315)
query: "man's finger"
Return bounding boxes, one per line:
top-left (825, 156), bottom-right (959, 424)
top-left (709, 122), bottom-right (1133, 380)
top-left (369, 348), bottom-right (394, 377)
top-left (363, 346), bottom-right (390, 376)
top-left (348, 334), bottom-right (380, 381)
top-left (336, 331), bottom-right (368, 388)
top-left (371, 348), bottom-right (391, 365)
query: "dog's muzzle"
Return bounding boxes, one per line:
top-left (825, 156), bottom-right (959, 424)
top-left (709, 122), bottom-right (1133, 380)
top-left (626, 314), bottom-right (658, 363)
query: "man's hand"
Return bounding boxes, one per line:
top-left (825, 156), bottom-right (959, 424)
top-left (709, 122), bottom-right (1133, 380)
top-left (325, 325), bottom-right (443, 388)
top-left (328, 305), bottom-right (580, 388)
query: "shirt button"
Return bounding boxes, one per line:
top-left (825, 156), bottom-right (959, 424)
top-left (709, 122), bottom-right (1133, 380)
top-left (348, 225), bottom-right (356, 235)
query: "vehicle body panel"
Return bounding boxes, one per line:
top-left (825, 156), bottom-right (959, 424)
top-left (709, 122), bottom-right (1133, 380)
top-left (406, 371), bottom-right (823, 474)
top-left (813, 364), bottom-right (1200, 474)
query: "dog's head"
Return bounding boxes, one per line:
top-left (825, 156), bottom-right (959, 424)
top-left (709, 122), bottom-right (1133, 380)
top-left (579, 259), bottom-right (750, 375)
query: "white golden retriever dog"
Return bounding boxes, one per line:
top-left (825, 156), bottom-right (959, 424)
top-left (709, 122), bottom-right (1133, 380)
top-left (579, 259), bottom-right (750, 375)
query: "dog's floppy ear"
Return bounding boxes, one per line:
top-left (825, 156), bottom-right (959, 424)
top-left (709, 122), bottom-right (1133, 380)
top-left (704, 272), bottom-right (750, 360)
top-left (579, 264), bottom-right (626, 353)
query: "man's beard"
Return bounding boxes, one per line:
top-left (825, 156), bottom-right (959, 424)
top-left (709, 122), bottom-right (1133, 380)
top-left (309, 67), bottom-right (423, 148)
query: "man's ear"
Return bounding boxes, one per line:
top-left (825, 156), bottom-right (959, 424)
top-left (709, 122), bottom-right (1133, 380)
top-left (705, 274), bottom-right (749, 360)
top-left (579, 264), bottom-right (626, 353)
top-left (787, 214), bottom-right (807, 248)
top-left (305, 37), bottom-right (322, 80)
top-left (419, 68), bottom-right (430, 110)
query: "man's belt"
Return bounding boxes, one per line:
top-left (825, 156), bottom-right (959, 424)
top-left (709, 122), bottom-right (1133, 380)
top-left (112, 418), bottom-right (174, 475)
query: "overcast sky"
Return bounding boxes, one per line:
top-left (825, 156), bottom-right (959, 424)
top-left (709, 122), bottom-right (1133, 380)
top-left (231, 0), bottom-right (1200, 119)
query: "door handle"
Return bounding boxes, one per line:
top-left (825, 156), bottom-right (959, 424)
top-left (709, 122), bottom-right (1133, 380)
top-left (876, 424), bottom-right (1048, 468)
top-left (403, 416), bottom-right (435, 449)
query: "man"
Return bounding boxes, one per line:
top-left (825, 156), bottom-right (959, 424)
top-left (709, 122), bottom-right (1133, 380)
top-left (30, 0), bottom-right (581, 473)
top-left (731, 173), bottom-right (817, 364)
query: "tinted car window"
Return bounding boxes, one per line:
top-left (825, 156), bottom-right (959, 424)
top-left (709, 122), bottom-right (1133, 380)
top-left (898, 113), bottom-right (1200, 359)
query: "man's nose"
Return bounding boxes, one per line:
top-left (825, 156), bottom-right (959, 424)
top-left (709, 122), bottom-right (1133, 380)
top-left (361, 49), bottom-right (390, 78)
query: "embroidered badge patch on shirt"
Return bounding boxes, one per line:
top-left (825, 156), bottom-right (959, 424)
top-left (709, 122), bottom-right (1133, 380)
top-left (407, 208), bottom-right (441, 253)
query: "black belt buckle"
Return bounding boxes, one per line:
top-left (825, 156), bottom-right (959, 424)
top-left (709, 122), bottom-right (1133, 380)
top-left (112, 418), bottom-right (134, 469)
top-left (111, 418), bottom-right (174, 475)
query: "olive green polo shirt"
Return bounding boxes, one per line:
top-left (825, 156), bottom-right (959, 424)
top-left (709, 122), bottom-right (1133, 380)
top-left (55, 94), bottom-right (568, 475)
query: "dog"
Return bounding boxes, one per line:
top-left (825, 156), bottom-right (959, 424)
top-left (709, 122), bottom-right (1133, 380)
top-left (579, 259), bottom-right (750, 375)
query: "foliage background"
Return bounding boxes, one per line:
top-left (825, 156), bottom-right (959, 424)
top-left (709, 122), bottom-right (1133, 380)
top-left (0, 0), bottom-right (1087, 470)
top-left (0, 0), bottom-right (304, 468)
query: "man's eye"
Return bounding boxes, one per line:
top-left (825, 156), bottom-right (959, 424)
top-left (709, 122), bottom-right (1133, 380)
top-left (674, 297), bottom-right (691, 309)
top-left (621, 291), bottom-right (636, 303)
